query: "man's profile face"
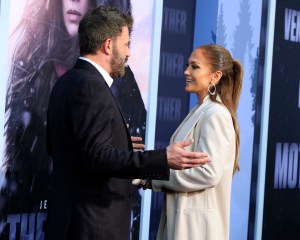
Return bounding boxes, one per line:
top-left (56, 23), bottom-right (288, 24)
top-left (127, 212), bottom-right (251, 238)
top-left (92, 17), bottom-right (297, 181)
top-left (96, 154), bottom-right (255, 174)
top-left (110, 26), bottom-right (131, 77)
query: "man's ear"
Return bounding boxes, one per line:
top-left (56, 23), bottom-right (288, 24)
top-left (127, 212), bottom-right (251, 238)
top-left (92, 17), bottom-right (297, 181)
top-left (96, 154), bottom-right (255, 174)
top-left (213, 71), bottom-right (223, 84)
top-left (102, 38), bottom-right (113, 55)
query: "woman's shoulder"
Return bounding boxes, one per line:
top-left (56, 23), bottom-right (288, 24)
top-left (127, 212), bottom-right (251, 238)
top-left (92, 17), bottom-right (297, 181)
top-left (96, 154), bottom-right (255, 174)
top-left (205, 100), bottom-right (231, 119)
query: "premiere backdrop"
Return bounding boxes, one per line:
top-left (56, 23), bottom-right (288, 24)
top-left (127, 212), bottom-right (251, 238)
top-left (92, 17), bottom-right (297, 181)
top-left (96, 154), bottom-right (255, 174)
top-left (2, 0), bottom-right (300, 240)
top-left (150, 0), bottom-right (196, 239)
top-left (261, 0), bottom-right (300, 239)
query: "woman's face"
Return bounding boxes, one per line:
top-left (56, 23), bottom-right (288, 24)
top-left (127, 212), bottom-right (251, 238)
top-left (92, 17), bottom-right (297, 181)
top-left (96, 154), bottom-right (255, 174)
top-left (184, 48), bottom-right (214, 102)
top-left (62, 0), bottom-right (90, 37)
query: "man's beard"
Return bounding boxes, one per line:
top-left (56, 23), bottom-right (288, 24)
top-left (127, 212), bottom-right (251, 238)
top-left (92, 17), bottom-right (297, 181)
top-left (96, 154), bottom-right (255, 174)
top-left (110, 46), bottom-right (127, 78)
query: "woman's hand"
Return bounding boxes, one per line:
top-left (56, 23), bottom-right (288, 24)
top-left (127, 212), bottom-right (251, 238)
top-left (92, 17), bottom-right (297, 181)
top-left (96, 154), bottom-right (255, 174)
top-left (131, 136), bottom-right (145, 152)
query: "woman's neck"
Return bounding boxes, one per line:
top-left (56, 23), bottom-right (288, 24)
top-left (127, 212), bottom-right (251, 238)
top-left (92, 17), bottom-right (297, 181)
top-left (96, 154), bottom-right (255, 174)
top-left (197, 93), bottom-right (209, 105)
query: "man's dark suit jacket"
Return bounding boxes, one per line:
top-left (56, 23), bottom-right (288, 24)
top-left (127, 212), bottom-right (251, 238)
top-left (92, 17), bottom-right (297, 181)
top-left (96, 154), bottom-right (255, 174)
top-left (46, 59), bottom-right (169, 240)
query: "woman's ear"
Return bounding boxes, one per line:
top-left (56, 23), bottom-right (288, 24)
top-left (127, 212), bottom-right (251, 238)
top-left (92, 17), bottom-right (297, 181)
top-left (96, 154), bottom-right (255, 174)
top-left (213, 71), bottom-right (223, 84)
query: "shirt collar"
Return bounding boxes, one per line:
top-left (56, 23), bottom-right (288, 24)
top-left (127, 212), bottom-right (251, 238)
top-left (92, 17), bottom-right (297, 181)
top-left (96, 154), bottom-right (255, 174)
top-left (79, 57), bottom-right (113, 87)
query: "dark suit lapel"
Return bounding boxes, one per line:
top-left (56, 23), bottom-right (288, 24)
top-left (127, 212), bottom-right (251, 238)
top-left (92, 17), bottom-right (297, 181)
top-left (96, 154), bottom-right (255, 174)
top-left (74, 59), bottom-right (132, 145)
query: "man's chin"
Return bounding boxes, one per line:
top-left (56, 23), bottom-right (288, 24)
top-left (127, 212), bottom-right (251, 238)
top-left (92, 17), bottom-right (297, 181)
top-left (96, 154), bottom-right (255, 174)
top-left (110, 62), bottom-right (127, 78)
top-left (111, 70), bottom-right (125, 78)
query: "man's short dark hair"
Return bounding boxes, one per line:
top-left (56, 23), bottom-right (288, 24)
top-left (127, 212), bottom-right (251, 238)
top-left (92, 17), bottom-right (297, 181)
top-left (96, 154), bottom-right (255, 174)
top-left (78, 6), bottom-right (133, 55)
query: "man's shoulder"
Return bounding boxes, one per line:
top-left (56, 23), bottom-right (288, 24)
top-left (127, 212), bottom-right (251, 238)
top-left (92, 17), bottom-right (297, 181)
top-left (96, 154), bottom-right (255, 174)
top-left (59, 65), bottom-right (103, 84)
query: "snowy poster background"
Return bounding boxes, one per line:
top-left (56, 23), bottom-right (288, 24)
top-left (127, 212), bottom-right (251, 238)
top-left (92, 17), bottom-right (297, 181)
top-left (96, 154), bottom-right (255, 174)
top-left (217, 1), bottom-right (263, 239)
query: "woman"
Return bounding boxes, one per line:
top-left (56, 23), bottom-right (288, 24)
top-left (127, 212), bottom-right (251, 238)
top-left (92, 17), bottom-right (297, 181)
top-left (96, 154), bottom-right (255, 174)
top-left (151, 44), bottom-right (243, 240)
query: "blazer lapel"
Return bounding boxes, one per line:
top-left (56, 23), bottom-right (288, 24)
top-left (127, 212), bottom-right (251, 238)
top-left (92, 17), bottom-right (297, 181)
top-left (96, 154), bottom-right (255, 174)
top-left (170, 97), bottom-right (212, 143)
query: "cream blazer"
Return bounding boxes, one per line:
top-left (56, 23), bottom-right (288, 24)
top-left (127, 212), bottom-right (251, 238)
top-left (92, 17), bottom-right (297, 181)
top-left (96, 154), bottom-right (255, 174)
top-left (152, 95), bottom-right (236, 240)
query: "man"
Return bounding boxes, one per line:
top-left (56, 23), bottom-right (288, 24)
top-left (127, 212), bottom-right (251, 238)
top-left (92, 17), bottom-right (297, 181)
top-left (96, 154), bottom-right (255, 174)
top-left (46, 6), bottom-right (209, 240)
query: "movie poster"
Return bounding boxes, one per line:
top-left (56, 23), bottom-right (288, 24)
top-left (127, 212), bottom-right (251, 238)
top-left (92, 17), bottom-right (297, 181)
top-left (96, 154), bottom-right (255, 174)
top-left (0, 0), bottom-right (154, 239)
top-left (262, 0), bottom-right (300, 238)
top-left (150, 0), bottom-right (196, 239)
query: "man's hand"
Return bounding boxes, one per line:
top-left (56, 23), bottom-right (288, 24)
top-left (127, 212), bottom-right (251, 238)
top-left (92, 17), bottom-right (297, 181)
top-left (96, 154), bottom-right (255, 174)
top-left (166, 139), bottom-right (210, 170)
top-left (131, 136), bottom-right (145, 152)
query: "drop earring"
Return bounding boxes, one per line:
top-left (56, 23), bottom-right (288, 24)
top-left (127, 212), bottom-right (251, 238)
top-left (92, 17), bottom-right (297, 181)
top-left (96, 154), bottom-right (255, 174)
top-left (208, 81), bottom-right (216, 95)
